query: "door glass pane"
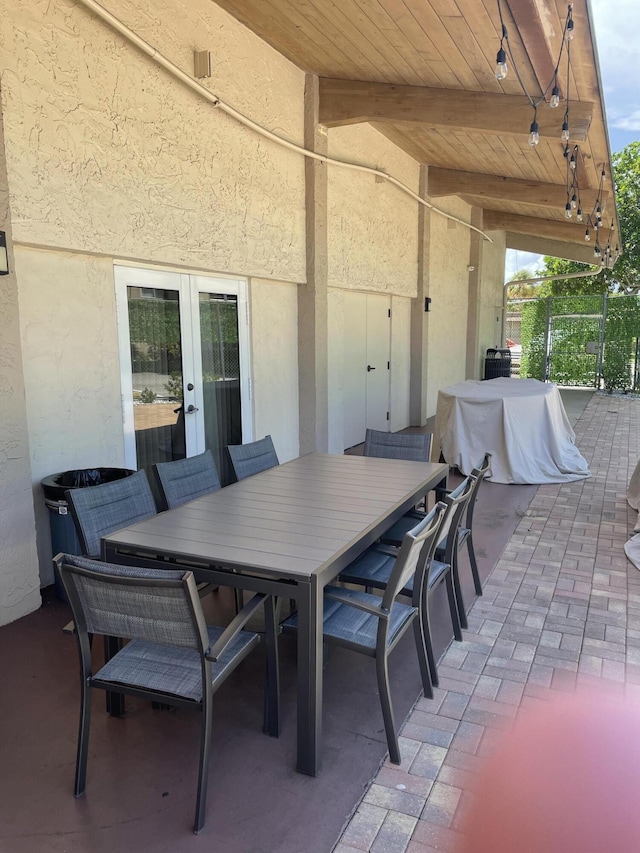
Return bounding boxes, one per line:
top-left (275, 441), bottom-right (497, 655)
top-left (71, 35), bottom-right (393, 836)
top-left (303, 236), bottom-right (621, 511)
top-left (199, 292), bottom-right (242, 485)
top-left (127, 287), bottom-right (186, 475)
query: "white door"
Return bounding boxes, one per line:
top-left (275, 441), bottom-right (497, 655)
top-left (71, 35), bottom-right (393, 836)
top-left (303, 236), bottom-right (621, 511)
top-left (115, 265), bottom-right (252, 485)
top-left (343, 292), bottom-right (391, 448)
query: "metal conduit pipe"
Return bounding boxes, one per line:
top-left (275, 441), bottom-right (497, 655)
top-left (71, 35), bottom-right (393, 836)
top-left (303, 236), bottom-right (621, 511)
top-left (74, 0), bottom-right (493, 243)
top-left (503, 265), bottom-right (604, 286)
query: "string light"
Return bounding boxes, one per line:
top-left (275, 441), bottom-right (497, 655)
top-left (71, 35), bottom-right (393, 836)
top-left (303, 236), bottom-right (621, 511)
top-left (550, 83), bottom-right (561, 108)
top-left (529, 115), bottom-right (540, 146)
top-left (584, 228), bottom-right (591, 241)
top-left (495, 24), bottom-right (508, 79)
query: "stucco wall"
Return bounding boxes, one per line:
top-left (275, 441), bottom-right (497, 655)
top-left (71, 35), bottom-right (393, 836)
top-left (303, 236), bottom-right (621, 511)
top-left (2, 0), bottom-right (306, 281)
top-left (425, 199), bottom-right (473, 418)
top-left (0, 234), bottom-right (41, 622)
top-left (327, 125), bottom-right (420, 297)
top-left (250, 278), bottom-right (299, 463)
top-left (390, 296), bottom-right (412, 432)
top-left (479, 231), bottom-right (508, 366)
top-left (17, 247), bottom-right (126, 586)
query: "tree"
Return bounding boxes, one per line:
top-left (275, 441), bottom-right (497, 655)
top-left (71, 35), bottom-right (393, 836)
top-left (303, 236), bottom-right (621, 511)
top-left (538, 141), bottom-right (640, 296)
top-left (506, 268), bottom-right (543, 299)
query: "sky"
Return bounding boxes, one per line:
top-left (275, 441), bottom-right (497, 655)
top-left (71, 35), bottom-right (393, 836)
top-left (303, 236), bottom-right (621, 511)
top-left (505, 0), bottom-right (640, 280)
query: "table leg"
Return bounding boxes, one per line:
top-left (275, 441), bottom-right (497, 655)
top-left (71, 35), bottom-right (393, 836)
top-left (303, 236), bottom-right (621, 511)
top-left (296, 577), bottom-right (323, 776)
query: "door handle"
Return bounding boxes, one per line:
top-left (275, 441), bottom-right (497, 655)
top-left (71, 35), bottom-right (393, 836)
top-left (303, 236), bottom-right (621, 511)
top-left (367, 365), bottom-right (376, 372)
top-left (185, 404), bottom-right (199, 414)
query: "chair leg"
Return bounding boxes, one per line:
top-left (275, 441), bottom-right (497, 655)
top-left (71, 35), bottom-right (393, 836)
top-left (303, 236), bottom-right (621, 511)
top-left (234, 588), bottom-right (244, 614)
top-left (193, 702), bottom-right (213, 834)
top-left (412, 617), bottom-right (433, 699)
top-left (420, 591), bottom-right (440, 687)
top-left (467, 535), bottom-right (483, 596)
top-left (451, 550), bottom-right (468, 631)
top-left (445, 572), bottom-right (463, 642)
top-left (375, 652), bottom-right (400, 765)
top-left (263, 596), bottom-right (281, 737)
top-left (74, 680), bottom-right (91, 797)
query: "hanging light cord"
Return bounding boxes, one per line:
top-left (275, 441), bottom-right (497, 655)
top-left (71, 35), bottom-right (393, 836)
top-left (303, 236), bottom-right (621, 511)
top-left (496, 0), bottom-right (573, 110)
top-left (73, 0), bottom-right (493, 244)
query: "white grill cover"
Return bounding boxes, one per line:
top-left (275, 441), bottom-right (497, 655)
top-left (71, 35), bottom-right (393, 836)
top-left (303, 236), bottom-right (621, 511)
top-left (434, 378), bottom-right (591, 485)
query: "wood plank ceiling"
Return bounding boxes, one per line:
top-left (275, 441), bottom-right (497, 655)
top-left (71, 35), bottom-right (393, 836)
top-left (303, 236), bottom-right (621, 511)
top-left (213, 0), bottom-right (619, 264)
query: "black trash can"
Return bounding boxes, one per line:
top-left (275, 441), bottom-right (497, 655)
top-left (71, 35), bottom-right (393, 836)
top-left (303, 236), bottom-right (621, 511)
top-left (484, 347), bottom-right (512, 380)
top-left (42, 467), bottom-right (135, 600)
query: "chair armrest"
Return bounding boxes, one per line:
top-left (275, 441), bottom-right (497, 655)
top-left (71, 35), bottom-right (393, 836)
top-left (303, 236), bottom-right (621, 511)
top-left (325, 586), bottom-right (389, 619)
top-left (206, 592), bottom-right (267, 661)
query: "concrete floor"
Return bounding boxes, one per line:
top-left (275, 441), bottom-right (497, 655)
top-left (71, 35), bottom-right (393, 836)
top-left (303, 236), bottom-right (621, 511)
top-left (0, 391), bottom-right (594, 852)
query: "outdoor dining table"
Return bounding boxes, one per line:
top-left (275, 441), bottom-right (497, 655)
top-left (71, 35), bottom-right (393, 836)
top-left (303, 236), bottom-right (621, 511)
top-left (102, 451), bottom-right (448, 777)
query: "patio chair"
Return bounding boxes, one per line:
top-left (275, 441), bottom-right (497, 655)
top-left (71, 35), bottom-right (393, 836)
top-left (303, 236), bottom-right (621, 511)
top-left (153, 450), bottom-right (221, 510)
top-left (55, 553), bottom-right (280, 835)
top-left (227, 435), bottom-right (279, 481)
top-left (363, 428), bottom-right (432, 462)
top-left (381, 475), bottom-right (478, 632)
top-left (65, 469), bottom-right (157, 559)
top-left (461, 452), bottom-right (492, 597)
top-left (282, 503), bottom-right (445, 765)
top-left (339, 501), bottom-right (460, 690)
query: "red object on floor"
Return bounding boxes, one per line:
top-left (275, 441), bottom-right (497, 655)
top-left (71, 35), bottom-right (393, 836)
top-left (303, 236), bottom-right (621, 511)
top-left (455, 691), bottom-right (640, 852)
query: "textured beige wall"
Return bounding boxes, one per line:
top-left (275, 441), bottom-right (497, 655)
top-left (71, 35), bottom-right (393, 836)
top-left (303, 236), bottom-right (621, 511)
top-left (425, 198), bottom-right (473, 418)
top-left (17, 248), bottom-right (126, 586)
top-left (327, 288), bottom-right (345, 454)
top-left (0, 233), bottom-right (41, 622)
top-left (479, 231), bottom-right (508, 361)
top-left (2, 0), bottom-right (306, 281)
top-left (327, 125), bottom-right (420, 296)
top-left (390, 296), bottom-right (412, 431)
top-left (250, 278), bottom-right (299, 463)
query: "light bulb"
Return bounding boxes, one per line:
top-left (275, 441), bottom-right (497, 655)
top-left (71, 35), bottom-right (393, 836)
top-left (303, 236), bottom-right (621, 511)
top-left (569, 153), bottom-right (576, 170)
top-left (529, 119), bottom-right (539, 146)
top-left (601, 168), bottom-right (606, 182)
top-left (596, 205), bottom-right (602, 220)
top-left (571, 194), bottom-right (577, 209)
top-left (550, 85), bottom-right (560, 108)
top-left (495, 47), bottom-right (507, 80)
top-left (561, 121), bottom-right (570, 142)
top-left (584, 229), bottom-right (591, 242)
top-left (594, 245), bottom-right (601, 258)
top-left (577, 208), bottom-right (583, 222)
top-left (565, 203), bottom-right (572, 219)
top-left (567, 18), bottom-right (575, 40)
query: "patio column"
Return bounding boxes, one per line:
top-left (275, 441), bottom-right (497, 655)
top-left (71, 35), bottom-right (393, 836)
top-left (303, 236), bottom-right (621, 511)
top-left (410, 165), bottom-right (431, 426)
top-left (298, 74), bottom-right (329, 454)
top-left (466, 214), bottom-right (507, 379)
top-left (0, 105), bottom-right (41, 625)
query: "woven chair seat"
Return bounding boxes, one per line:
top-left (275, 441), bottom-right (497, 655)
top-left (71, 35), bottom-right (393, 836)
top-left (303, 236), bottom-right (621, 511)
top-left (96, 626), bottom-right (259, 701)
top-left (283, 586), bottom-right (415, 652)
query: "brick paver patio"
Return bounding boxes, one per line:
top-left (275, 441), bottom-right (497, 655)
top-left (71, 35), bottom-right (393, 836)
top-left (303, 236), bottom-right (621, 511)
top-left (334, 392), bottom-right (640, 853)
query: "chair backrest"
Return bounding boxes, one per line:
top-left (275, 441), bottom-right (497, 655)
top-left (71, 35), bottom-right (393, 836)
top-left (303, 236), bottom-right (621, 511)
top-left (466, 452), bottom-right (492, 529)
top-left (363, 429), bottom-right (432, 462)
top-left (58, 553), bottom-right (207, 647)
top-left (153, 450), bottom-right (222, 510)
top-left (382, 502), bottom-right (447, 610)
top-left (66, 469), bottom-right (157, 559)
top-left (439, 475), bottom-right (478, 563)
top-left (227, 435), bottom-right (279, 481)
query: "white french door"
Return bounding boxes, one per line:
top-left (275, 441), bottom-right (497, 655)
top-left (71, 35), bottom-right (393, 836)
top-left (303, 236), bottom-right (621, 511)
top-left (115, 265), bottom-right (252, 485)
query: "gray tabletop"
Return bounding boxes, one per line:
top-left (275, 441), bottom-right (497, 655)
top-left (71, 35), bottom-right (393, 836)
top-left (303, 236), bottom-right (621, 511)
top-left (103, 453), bottom-right (449, 581)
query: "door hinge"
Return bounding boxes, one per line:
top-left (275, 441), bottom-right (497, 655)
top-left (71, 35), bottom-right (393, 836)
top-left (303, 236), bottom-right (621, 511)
top-left (386, 411), bottom-right (390, 421)
top-left (388, 308), bottom-right (391, 318)
top-left (387, 361), bottom-right (390, 370)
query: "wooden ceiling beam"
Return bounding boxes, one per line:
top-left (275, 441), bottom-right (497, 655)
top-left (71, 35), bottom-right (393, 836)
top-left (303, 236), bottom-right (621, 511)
top-left (507, 0), bottom-right (565, 99)
top-left (506, 233), bottom-right (602, 265)
top-left (428, 167), bottom-right (606, 209)
top-left (319, 78), bottom-right (593, 140)
top-left (483, 209), bottom-right (611, 245)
